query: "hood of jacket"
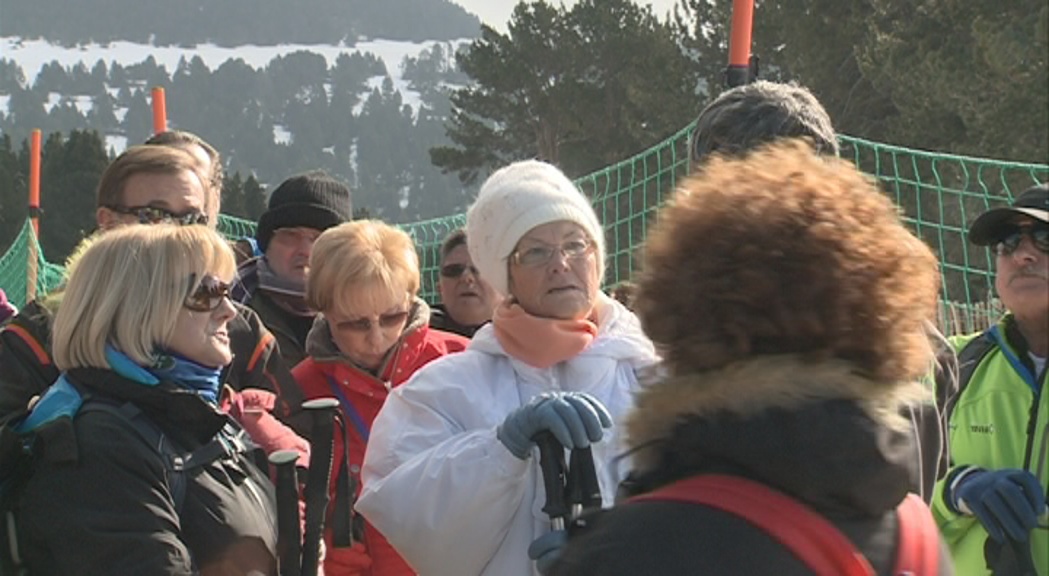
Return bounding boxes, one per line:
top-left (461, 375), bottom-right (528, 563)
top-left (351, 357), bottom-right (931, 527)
top-left (469, 293), bottom-right (658, 369)
top-left (626, 355), bottom-right (926, 517)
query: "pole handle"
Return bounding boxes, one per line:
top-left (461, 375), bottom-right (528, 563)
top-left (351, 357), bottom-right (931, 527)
top-left (534, 431), bottom-right (568, 529)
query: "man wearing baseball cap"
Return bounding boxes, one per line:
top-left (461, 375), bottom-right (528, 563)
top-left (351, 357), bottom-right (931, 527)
top-left (933, 183), bottom-right (1048, 576)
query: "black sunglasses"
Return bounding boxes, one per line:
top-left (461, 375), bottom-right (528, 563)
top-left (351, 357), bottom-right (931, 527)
top-left (184, 275), bottom-right (231, 312)
top-left (995, 224), bottom-right (1049, 256)
top-left (440, 263), bottom-right (480, 278)
top-left (108, 204), bottom-right (209, 227)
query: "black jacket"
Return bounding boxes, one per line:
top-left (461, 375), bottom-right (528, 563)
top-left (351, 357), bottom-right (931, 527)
top-left (551, 357), bottom-right (954, 576)
top-left (0, 298), bottom-right (306, 431)
top-left (243, 289), bottom-right (310, 368)
top-left (428, 304), bottom-right (486, 338)
top-left (17, 368), bottom-right (278, 576)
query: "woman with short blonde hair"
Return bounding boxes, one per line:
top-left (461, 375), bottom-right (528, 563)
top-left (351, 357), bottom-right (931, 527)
top-left (292, 219), bottom-right (468, 576)
top-left (53, 225), bottom-right (236, 370)
top-left (306, 220), bottom-right (420, 319)
top-left (17, 224), bottom-right (279, 576)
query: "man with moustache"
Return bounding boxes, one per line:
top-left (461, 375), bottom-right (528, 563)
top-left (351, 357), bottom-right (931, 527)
top-left (933, 183), bottom-right (1048, 576)
top-left (430, 229), bottom-right (499, 338)
top-left (232, 171), bottom-right (352, 367)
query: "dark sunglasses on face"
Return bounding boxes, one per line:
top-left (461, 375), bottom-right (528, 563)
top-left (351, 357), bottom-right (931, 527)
top-left (995, 224), bottom-right (1049, 256)
top-left (336, 311), bottom-right (410, 333)
top-left (440, 263), bottom-right (480, 278)
top-left (184, 274), bottom-right (231, 312)
top-left (108, 204), bottom-right (209, 227)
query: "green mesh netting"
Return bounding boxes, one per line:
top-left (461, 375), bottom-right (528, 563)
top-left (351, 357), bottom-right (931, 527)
top-left (4, 127), bottom-right (1047, 336)
top-left (0, 219), bottom-right (66, 310)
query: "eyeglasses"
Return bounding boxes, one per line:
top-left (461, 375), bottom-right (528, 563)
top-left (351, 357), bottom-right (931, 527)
top-left (511, 237), bottom-right (594, 267)
top-left (184, 275), bottom-right (231, 312)
top-left (995, 224), bottom-right (1049, 256)
top-left (335, 311), bottom-right (410, 333)
top-left (107, 204), bottom-right (209, 227)
top-left (440, 263), bottom-right (480, 278)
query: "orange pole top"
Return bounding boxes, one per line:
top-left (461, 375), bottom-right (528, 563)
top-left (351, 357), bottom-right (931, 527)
top-left (728, 0), bottom-right (755, 67)
top-left (152, 87), bottom-right (167, 134)
top-left (29, 129), bottom-right (41, 237)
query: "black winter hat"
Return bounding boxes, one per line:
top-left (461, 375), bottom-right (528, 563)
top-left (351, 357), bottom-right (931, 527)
top-left (256, 171), bottom-right (352, 252)
top-left (968, 183), bottom-right (1049, 246)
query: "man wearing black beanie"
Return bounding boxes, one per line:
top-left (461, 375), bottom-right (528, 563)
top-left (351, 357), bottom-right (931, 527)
top-left (233, 171), bottom-right (352, 367)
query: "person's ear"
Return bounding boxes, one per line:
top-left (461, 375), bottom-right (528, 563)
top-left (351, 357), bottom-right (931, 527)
top-left (96, 206), bottom-right (119, 231)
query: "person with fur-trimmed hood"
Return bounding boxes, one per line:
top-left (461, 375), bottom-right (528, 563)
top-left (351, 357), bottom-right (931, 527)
top-left (548, 142), bottom-right (954, 575)
top-left (687, 80), bottom-right (953, 503)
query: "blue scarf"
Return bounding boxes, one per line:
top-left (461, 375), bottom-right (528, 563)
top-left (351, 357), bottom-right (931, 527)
top-left (105, 345), bottom-right (222, 404)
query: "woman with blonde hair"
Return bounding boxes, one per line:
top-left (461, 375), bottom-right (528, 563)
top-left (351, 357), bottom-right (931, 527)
top-left (548, 142), bottom-right (953, 575)
top-left (291, 219), bottom-right (469, 575)
top-left (13, 224), bottom-right (278, 575)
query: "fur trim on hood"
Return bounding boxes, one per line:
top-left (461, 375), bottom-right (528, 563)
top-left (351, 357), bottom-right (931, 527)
top-left (626, 355), bottom-right (928, 474)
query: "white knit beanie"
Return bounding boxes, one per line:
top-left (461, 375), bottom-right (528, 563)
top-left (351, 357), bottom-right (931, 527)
top-left (466, 159), bottom-right (605, 297)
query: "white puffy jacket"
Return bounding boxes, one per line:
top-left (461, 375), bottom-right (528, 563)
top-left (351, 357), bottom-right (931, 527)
top-left (357, 296), bottom-right (659, 576)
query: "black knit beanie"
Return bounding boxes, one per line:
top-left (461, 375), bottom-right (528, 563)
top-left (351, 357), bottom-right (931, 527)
top-left (256, 171), bottom-right (352, 252)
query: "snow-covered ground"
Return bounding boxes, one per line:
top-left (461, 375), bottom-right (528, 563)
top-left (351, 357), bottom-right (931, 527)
top-left (0, 35), bottom-right (469, 150)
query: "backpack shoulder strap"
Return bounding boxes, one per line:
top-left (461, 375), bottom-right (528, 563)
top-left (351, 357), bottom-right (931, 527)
top-left (955, 331), bottom-right (997, 397)
top-left (893, 494), bottom-right (940, 576)
top-left (631, 474), bottom-right (875, 576)
top-left (943, 330), bottom-right (997, 426)
top-left (77, 399), bottom-right (189, 512)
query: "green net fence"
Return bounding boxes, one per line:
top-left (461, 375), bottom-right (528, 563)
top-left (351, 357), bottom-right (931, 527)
top-left (2, 126), bottom-right (1046, 336)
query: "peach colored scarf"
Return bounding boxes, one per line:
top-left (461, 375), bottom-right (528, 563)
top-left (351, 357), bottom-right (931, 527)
top-left (492, 301), bottom-right (598, 369)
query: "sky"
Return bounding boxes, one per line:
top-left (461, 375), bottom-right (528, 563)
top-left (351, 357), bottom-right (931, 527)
top-left (453, 0), bottom-right (681, 32)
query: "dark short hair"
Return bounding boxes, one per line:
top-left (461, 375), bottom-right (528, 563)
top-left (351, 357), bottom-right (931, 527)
top-left (440, 229), bottom-right (468, 264)
top-left (689, 81), bottom-right (839, 166)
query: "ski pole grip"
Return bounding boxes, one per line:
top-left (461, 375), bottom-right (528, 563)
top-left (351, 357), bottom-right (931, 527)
top-left (270, 449), bottom-right (302, 576)
top-left (534, 431), bottom-right (568, 530)
top-left (570, 446), bottom-right (601, 509)
top-left (300, 398), bottom-right (339, 576)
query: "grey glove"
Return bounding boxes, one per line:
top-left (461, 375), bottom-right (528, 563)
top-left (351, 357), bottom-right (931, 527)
top-left (497, 392), bottom-right (612, 459)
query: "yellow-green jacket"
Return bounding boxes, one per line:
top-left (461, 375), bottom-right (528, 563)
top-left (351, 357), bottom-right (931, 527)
top-left (933, 315), bottom-right (1048, 576)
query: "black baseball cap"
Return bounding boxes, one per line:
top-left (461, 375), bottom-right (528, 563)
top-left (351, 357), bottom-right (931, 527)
top-left (968, 183), bottom-right (1049, 246)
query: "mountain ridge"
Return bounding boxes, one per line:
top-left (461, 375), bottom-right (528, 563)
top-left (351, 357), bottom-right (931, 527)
top-left (1, 0), bottom-right (480, 46)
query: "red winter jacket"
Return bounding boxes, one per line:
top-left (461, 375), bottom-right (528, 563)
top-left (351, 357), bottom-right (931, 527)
top-left (292, 301), bottom-right (468, 576)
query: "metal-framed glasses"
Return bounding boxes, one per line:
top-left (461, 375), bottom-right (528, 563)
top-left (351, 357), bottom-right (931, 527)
top-left (335, 311), bottom-right (411, 333)
top-left (184, 274), bottom-right (231, 312)
top-left (510, 237), bottom-right (594, 267)
top-left (107, 204), bottom-right (209, 227)
top-left (994, 224), bottom-right (1049, 256)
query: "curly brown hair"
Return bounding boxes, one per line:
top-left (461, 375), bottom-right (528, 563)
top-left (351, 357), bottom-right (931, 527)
top-left (636, 141), bottom-right (940, 384)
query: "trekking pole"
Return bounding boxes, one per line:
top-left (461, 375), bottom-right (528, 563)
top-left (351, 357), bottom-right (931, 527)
top-left (534, 431), bottom-right (569, 531)
top-left (328, 410), bottom-right (355, 549)
top-left (300, 398), bottom-right (339, 576)
top-left (269, 449), bottom-right (302, 576)
top-left (566, 447), bottom-right (602, 524)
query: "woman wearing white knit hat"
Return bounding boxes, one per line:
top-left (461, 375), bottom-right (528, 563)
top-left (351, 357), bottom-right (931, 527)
top-left (357, 160), bottom-right (658, 576)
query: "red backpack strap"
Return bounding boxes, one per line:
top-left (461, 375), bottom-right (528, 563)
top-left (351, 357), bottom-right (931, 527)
top-left (631, 474), bottom-right (875, 576)
top-left (893, 494), bottom-right (940, 576)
